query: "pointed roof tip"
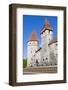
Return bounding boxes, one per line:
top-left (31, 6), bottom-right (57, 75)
top-left (32, 28), bottom-right (35, 31)
top-left (45, 18), bottom-right (48, 23)
top-left (44, 19), bottom-right (50, 26)
top-left (28, 29), bottom-right (37, 41)
top-left (40, 19), bottom-right (52, 34)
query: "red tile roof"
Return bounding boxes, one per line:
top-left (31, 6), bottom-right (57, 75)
top-left (41, 19), bottom-right (52, 34)
top-left (29, 30), bottom-right (37, 41)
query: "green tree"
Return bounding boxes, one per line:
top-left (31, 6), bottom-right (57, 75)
top-left (23, 59), bottom-right (27, 68)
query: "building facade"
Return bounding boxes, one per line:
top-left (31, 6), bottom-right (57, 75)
top-left (27, 19), bottom-right (57, 67)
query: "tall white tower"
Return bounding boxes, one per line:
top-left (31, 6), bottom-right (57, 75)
top-left (40, 19), bottom-right (53, 65)
top-left (27, 30), bottom-right (38, 67)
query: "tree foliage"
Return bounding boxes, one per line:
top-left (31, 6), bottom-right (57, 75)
top-left (23, 59), bottom-right (27, 68)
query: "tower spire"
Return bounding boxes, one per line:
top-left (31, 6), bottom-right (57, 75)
top-left (27, 29), bottom-right (38, 67)
top-left (40, 19), bottom-right (52, 34)
top-left (28, 29), bottom-right (37, 41)
top-left (44, 19), bottom-right (52, 30)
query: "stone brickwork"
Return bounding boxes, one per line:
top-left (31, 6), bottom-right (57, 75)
top-left (23, 66), bottom-right (57, 74)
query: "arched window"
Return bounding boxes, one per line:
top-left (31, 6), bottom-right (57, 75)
top-left (36, 59), bottom-right (38, 66)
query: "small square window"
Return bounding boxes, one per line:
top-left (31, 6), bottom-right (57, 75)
top-left (56, 44), bottom-right (57, 46)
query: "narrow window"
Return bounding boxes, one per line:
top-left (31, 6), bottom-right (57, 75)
top-left (46, 57), bottom-right (48, 60)
top-left (56, 44), bottom-right (57, 46)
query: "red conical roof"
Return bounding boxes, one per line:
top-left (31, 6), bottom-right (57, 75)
top-left (29, 30), bottom-right (37, 41)
top-left (41, 19), bottom-right (52, 34)
top-left (45, 19), bottom-right (52, 29)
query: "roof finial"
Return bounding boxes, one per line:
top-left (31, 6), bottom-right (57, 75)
top-left (45, 19), bottom-right (50, 27)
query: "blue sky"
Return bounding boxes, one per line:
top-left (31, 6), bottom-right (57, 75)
top-left (23, 15), bottom-right (57, 59)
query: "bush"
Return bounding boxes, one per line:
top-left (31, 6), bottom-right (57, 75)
top-left (23, 59), bottom-right (27, 68)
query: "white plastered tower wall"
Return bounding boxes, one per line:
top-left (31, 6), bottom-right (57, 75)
top-left (27, 30), bottom-right (38, 67)
top-left (35, 48), bottom-right (41, 66)
top-left (49, 41), bottom-right (57, 65)
top-left (41, 30), bottom-right (50, 65)
top-left (40, 20), bottom-right (53, 65)
top-left (27, 41), bottom-right (38, 67)
top-left (48, 30), bottom-right (53, 64)
top-left (49, 31), bottom-right (53, 41)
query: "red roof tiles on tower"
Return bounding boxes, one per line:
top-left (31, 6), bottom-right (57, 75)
top-left (41, 19), bottom-right (52, 34)
top-left (29, 30), bottom-right (37, 41)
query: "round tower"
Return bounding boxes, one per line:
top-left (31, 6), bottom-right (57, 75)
top-left (41, 19), bottom-right (53, 44)
top-left (27, 30), bottom-right (38, 67)
top-left (40, 19), bottom-right (53, 65)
